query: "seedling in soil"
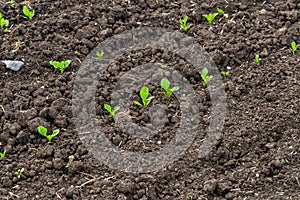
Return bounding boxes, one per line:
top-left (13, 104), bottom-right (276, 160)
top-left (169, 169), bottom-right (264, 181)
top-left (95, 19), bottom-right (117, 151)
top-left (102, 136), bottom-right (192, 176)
top-left (221, 71), bottom-right (229, 77)
top-left (15, 168), bottom-right (25, 178)
top-left (217, 8), bottom-right (229, 21)
top-left (65, 155), bottom-right (74, 168)
top-left (96, 51), bottom-right (104, 58)
top-left (6, 0), bottom-right (15, 6)
top-left (255, 54), bottom-right (261, 64)
top-left (203, 13), bottom-right (218, 24)
top-left (134, 86), bottom-right (154, 107)
top-left (291, 41), bottom-right (297, 54)
top-left (0, 13), bottom-right (9, 29)
top-left (161, 64), bottom-right (167, 69)
top-left (50, 86), bottom-right (57, 93)
top-left (4, 28), bottom-right (11, 33)
top-left (179, 15), bottom-right (191, 32)
top-left (201, 67), bottom-right (213, 86)
top-left (104, 103), bottom-right (120, 118)
top-left (160, 78), bottom-right (180, 101)
top-left (131, 57), bottom-right (136, 62)
top-left (49, 60), bottom-right (71, 73)
top-left (0, 149), bottom-right (6, 159)
top-left (34, 76), bottom-right (40, 83)
top-left (23, 6), bottom-right (35, 20)
top-left (37, 126), bottom-right (60, 144)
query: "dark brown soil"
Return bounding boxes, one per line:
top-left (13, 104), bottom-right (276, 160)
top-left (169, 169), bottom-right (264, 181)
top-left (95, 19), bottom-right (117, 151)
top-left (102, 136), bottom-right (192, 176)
top-left (0, 0), bottom-right (299, 199)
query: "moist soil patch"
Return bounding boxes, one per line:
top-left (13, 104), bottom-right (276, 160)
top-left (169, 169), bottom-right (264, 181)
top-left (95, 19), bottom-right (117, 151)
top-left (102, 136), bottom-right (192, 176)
top-left (0, 0), bottom-right (299, 199)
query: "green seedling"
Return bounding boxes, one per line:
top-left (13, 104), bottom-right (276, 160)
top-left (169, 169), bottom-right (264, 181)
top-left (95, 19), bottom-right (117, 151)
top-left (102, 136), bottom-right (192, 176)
top-left (15, 168), bottom-right (25, 178)
top-left (34, 76), bottom-right (40, 83)
top-left (49, 60), bottom-right (71, 73)
top-left (160, 78), bottom-right (179, 101)
top-left (37, 126), bottom-right (60, 144)
top-left (4, 28), bottom-right (11, 33)
top-left (217, 8), bottom-right (228, 21)
top-left (23, 6), bottom-right (35, 20)
top-left (161, 64), bottom-right (167, 69)
top-left (0, 13), bottom-right (9, 29)
top-left (179, 15), bottom-right (191, 32)
top-left (201, 67), bottom-right (213, 86)
top-left (96, 51), bottom-right (104, 58)
top-left (134, 86), bottom-right (154, 107)
top-left (0, 149), bottom-right (6, 159)
top-left (255, 54), bottom-right (261, 64)
top-left (221, 71), bottom-right (229, 77)
top-left (104, 103), bottom-right (120, 118)
top-left (50, 86), bottom-right (57, 93)
top-left (131, 57), bottom-right (136, 62)
top-left (6, 0), bottom-right (15, 6)
top-left (291, 41), bottom-right (297, 54)
top-left (203, 13), bottom-right (218, 24)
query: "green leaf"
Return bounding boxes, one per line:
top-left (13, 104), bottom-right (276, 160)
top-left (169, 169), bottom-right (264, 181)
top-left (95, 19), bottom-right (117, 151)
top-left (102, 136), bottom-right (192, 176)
top-left (140, 86), bottom-right (149, 100)
top-left (23, 6), bottom-right (34, 20)
top-left (37, 126), bottom-right (47, 136)
top-left (160, 78), bottom-right (170, 90)
top-left (96, 51), bottom-right (104, 58)
top-left (171, 86), bottom-right (179, 92)
top-left (52, 129), bottom-right (60, 137)
top-left (201, 68), bottom-right (208, 77)
top-left (217, 8), bottom-right (224, 15)
top-left (104, 103), bottom-right (112, 112)
top-left (113, 106), bottom-right (120, 113)
top-left (134, 101), bottom-right (143, 107)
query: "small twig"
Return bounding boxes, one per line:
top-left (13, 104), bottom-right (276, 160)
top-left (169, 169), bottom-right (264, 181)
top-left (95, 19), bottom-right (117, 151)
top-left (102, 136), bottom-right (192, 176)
top-left (56, 187), bottom-right (65, 199)
top-left (0, 105), bottom-right (5, 113)
top-left (75, 171), bottom-right (100, 188)
top-left (8, 192), bottom-right (20, 198)
top-left (296, 177), bottom-right (300, 188)
top-left (75, 177), bottom-right (99, 188)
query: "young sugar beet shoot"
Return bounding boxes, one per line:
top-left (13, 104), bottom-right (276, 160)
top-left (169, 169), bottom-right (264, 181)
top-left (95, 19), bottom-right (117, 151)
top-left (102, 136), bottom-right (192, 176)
top-left (104, 104), bottom-right (120, 118)
top-left (160, 78), bottom-right (180, 101)
top-left (49, 60), bottom-right (71, 73)
top-left (37, 126), bottom-right (60, 144)
top-left (201, 67), bottom-right (213, 86)
top-left (134, 86), bottom-right (154, 107)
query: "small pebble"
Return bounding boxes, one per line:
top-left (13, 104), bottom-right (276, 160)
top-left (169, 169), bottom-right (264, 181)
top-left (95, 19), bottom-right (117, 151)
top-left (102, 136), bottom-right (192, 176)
top-left (1, 60), bottom-right (24, 71)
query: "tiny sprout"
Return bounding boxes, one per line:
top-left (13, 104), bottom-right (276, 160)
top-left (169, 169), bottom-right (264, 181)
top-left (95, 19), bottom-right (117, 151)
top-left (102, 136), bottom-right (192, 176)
top-left (49, 60), bottom-right (71, 73)
top-left (23, 6), bottom-right (35, 20)
top-left (291, 41), bottom-right (297, 54)
top-left (96, 51), bottom-right (104, 58)
top-left (221, 71), bottom-right (229, 77)
top-left (161, 64), bottom-right (167, 69)
top-left (179, 16), bottom-right (191, 32)
top-left (0, 13), bottom-right (9, 29)
top-left (104, 103), bottom-right (120, 118)
top-left (201, 67), bottom-right (213, 86)
top-left (34, 76), bottom-right (40, 83)
top-left (15, 168), bottom-right (25, 178)
top-left (203, 13), bottom-right (218, 24)
top-left (255, 54), bottom-right (261, 64)
top-left (0, 149), bottom-right (6, 159)
top-left (37, 126), bottom-right (60, 144)
top-left (65, 155), bottom-right (74, 168)
top-left (134, 86), bottom-right (154, 107)
top-left (6, 0), bottom-right (15, 6)
top-left (160, 78), bottom-right (179, 101)
top-left (217, 8), bottom-right (228, 21)
top-left (131, 57), bottom-right (136, 62)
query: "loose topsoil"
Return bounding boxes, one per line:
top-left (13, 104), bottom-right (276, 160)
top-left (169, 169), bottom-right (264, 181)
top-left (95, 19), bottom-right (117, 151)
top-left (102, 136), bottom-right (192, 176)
top-left (0, 0), bottom-right (299, 199)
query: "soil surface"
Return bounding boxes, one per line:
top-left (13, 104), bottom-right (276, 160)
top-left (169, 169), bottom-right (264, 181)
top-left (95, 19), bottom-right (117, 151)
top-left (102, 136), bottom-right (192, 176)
top-left (0, 0), bottom-right (300, 199)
